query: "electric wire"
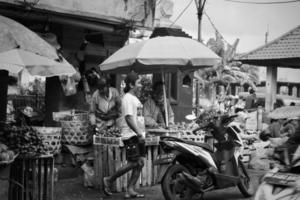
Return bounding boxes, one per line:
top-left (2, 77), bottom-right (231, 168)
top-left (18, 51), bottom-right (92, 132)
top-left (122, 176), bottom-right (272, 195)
top-left (169, 0), bottom-right (194, 28)
top-left (224, 0), bottom-right (300, 4)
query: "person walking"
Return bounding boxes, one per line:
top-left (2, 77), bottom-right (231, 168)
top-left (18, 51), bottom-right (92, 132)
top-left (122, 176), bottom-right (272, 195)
top-left (103, 71), bottom-right (145, 199)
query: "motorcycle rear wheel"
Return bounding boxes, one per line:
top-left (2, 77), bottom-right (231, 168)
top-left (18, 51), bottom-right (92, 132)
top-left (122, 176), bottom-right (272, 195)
top-left (161, 164), bottom-right (194, 200)
top-left (237, 160), bottom-right (254, 197)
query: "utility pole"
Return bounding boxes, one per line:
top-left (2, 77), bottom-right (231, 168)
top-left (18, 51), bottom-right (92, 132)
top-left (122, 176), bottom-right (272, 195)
top-left (194, 0), bottom-right (206, 116)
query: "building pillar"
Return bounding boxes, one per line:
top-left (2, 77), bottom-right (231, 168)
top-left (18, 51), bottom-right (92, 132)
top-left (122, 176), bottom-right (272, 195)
top-left (288, 85), bottom-right (293, 96)
top-left (297, 86), bottom-right (300, 97)
top-left (265, 66), bottom-right (277, 112)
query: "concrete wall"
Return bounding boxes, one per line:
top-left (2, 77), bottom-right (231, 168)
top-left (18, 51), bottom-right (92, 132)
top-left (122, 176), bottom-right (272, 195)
top-left (0, 0), bottom-right (156, 28)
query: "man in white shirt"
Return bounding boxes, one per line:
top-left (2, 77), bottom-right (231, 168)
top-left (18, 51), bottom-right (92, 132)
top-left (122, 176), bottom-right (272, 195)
top-left (103, 72), bottom-right (145, 199)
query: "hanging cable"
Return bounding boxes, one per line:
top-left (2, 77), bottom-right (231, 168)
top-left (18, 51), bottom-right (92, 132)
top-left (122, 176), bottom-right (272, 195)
top-left (224, 0), bottom-right (300, 4)
top-left (169, 0), bottom-right (194, 28)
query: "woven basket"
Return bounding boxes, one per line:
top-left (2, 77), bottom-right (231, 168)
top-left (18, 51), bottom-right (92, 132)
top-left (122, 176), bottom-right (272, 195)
top-left (32, 126), bottom-right (62, 155)
top-left (60, 120), bottom-right (91, 145)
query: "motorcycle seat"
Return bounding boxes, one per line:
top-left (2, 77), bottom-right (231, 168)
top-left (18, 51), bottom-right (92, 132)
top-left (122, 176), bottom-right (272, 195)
top-left (183, 140), bottom-right (214, 153)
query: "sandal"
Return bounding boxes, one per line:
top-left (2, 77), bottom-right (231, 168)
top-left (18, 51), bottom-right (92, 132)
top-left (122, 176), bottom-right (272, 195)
top-left (103, 177), bottom-right (112, 196)
top-left (124, 192), bottom-right (145, 199)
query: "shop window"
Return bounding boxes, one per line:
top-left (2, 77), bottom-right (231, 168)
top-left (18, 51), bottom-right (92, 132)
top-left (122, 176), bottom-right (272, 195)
top-left (182, 74), bottom-right (192, 87)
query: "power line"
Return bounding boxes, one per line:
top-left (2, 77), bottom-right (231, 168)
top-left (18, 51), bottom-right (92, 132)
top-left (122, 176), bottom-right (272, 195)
top-left (169, 0), bottom-right (194, 28)
top-left (224, 0), bottom-right (300, 4)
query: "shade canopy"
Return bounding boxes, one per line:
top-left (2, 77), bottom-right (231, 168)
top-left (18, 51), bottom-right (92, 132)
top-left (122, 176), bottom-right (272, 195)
top-left (0, 15), bottom-right (76, 77)
top-left (0, 49), bottom-right (76, 77)
top-left (99, 36), bottom-right (221, 73)
top-left (0, 15), bottom-right (58, 59)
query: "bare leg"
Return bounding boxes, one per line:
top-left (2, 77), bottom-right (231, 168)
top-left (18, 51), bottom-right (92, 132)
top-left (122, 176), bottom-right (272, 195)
top-left (108, 161), bottom-right (137, 183)
top-left (127, 158), bottom-right (144, 194)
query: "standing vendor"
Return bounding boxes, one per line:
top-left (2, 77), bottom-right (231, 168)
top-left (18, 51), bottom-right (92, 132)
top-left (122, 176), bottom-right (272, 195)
top-left (143, 81), bottom-right (174, 127)
top-left (90, 76), bottom-right (120, 127)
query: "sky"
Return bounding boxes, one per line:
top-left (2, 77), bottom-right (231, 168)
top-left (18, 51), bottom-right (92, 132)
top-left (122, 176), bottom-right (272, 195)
top-left (169, 0), bottom-right (300, 53)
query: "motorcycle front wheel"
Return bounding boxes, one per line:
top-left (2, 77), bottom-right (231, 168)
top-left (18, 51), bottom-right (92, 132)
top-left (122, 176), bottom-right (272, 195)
top-left (237, 160), bottom-right (254, 197)
top-left (161, 164), bottom-right (194, 200)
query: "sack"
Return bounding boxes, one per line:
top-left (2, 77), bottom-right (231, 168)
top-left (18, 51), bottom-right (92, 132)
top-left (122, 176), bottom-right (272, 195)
top-left (81, 162), bottom-right (95, 187)
top-left (60, 76), bottom-right (77, 96)
top-left (123, 136), bottom-right (145, 161)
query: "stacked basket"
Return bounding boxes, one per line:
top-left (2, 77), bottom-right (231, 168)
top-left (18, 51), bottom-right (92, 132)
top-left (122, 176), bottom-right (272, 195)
top-left (32, 126), bottom-right (62, 155)
top-left (60, 110), bottom-right (92, 146)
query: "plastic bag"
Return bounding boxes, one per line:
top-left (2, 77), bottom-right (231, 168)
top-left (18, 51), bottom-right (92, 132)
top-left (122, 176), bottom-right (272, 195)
top-left (60, 76), bottom-right (77, 96)
top-left (81, 162), bottom-right (95, 187)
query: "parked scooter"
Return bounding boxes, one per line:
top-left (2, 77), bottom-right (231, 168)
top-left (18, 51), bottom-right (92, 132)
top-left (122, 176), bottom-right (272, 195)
top-left (154, 113), bottom-right (253, 200)
top-left (253, 145), bottom-right (300, 200)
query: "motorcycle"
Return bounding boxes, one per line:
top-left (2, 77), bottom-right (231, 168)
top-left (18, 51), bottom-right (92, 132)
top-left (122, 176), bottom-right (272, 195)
top-left (253, 144), bottom-right (300, 200)
top-left (154, 114), bottom-right (254, 200)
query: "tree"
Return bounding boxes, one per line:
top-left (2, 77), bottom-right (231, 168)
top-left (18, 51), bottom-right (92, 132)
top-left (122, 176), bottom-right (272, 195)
top-left (194, 32), bottom-right (259, 101)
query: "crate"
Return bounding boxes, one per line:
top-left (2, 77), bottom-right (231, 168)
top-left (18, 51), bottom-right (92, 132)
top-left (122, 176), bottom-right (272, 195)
top-left (93, 135), bottom-right (160, 147)
top-left (93, 135), bottom-right (123, 147)
top-left (8, 155), bottom-right (54, 200)
top-left (93, 141), bottom-right (160, 192)
top-left (180, 130), bottom-right (205, 143)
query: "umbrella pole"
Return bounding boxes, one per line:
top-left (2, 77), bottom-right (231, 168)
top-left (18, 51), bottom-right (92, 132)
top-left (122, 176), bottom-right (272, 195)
top-left (161, 71), bottom-right (169, 128)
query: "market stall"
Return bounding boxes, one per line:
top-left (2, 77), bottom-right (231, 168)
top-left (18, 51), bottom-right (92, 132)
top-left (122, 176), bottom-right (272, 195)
top-left (92, 36), bottom-right (221, 190)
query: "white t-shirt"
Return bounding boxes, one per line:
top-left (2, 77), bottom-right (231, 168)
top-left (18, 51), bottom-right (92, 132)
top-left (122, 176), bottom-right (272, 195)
top-left (119, 93), bottom-right (145, 140)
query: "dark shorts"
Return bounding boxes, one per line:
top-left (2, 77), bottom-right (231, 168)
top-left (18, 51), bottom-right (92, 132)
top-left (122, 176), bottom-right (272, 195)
top-left (123, 136), bottom-right (146, 162)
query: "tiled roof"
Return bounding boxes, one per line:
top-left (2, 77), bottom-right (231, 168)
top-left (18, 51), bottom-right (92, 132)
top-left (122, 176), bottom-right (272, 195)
top-left (239, 25), bottom-right (300, 60)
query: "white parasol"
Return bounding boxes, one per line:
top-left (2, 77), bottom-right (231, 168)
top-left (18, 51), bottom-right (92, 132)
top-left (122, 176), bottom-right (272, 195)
top-left (99, 36), bottom-right (221, 127)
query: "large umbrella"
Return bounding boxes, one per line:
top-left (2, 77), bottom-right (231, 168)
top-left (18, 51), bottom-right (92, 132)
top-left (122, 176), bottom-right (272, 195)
top-left (0, 15), bottom-right (76, 77)
top-left (99, 36), bottom-right (221, 126)
top-left (0, 49), bottom-right (76, 77)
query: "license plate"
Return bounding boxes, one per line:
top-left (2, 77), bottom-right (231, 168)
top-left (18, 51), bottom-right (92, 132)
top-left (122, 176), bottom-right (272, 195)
top-left (154, 153), bottom-right (176, 165)
top-left (264, 172), bottom-right (300, 187)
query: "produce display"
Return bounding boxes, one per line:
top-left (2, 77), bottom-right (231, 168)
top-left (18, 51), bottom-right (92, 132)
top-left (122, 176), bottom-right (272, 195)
top-left (95, 125), bottom-right (121, 137)
top-left (2, 125), bottom-right (47, 156)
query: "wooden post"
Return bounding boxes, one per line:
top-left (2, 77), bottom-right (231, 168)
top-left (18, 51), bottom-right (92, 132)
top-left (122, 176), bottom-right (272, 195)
top-left (265, 66), bottom-right (277, 112)
top-left (0, 70), bottom-right (8, 123)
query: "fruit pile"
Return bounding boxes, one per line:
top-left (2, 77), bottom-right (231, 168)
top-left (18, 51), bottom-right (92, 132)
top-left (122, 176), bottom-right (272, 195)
top-left (2, 125), bottom-right (47, 156)
top-left (0, 143), bottom-right (15, 163)
top-left (95, 126), bottom-right (121, 137)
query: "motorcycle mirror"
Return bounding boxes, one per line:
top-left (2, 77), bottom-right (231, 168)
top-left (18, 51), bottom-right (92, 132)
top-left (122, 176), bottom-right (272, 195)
top-left (185, 114), bottom-right (197, 121)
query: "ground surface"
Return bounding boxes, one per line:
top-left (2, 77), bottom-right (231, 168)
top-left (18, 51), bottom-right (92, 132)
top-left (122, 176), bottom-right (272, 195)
top-left (0, 169), bottom-right (265, 200)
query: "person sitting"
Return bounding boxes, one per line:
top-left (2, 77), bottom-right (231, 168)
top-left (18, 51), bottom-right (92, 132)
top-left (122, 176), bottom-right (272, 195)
top-left (90, 76), bottom-right (121, 127)
top-left (143, 81), bottom-right (174, 127)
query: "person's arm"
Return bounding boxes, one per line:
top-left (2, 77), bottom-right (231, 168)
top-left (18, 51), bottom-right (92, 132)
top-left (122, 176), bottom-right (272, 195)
top-left (89, 91), bottom-right (97, 125)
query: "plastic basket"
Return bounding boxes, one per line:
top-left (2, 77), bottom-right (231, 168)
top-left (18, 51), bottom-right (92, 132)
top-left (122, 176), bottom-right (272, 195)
top-left (32, 127), bottom-right (62, 155)
top-left (60, 120), bottom-right (91, 145)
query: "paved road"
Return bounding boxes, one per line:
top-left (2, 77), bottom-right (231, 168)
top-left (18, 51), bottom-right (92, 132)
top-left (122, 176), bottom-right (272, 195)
top-left (53, 169), bottom-right (265, 200)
